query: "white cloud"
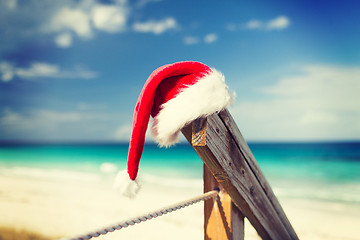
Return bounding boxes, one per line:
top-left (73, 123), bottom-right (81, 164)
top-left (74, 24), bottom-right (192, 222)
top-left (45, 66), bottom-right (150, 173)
top-left (0, 61), bottom-right (97, 81)
top-left (243, 20), bottom-right (263, 30)
top-left (0, 1), bottom-right (65, 51)
top-left (6, 0), bottom-right (17, 10)
top-left (0, 108), bottom-right (112, 142)
top-left (55, 32), bottom-right (73, 48)
top-left (1, 0), bottom-right (175, 50)
top-left (226, 23), bottom-right (237, 31)
top-left (40, 1), bottom-right (129, 48)
top-left (133, 17), bottom-right (178, 34)
top-left (204, 33), bottom-right (218, 44)
top-left (230, 15), bottom-right (290, 32)
top-left (183, 36), bottom-right (199, 45)
top-left (0, 109), bottom-right (83, 132)
top-left (0, 108), bottom-right (120, 140)
top-left (184, 34), bottom-right (218, 45)
top-left (230, 64), bottom-right (360, 141)
top-left (48, 7), bottom-right (93, 39)
top-left (262, 65), bottom-right (360, 108)
top-left (114, 124), bottom-right (132, 141)
top-left (114, 122), bottom-right (155, 142)
top-left (0, 61), bottom-right (14, 82)
top-left (0, 109), bottom-right (24, 130)
top-left (16, 62), bottom-right (59, 78)
top-left (91, 4), bottom-right (127, 33)
top-left (266, 16), bottom-right (290, 30)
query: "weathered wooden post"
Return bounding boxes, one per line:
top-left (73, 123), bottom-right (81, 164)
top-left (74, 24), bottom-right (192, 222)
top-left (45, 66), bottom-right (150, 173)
top-left (203, 165), bottom-right (245, 240)
top-left (181, 109), bottom-right (298, 240)
top-left (189, 117), bottom-right (245, 239)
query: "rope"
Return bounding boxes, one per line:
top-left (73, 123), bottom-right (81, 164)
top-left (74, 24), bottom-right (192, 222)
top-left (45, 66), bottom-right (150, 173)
top-left (62, 190), bottom-right (219, 240)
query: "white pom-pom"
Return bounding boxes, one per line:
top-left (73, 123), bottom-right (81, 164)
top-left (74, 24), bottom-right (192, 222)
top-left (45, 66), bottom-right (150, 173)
top-left (113, 170), bottom-right (141, 198)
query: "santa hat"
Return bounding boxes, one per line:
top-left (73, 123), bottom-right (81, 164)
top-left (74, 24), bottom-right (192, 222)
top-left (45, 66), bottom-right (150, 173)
top-left (114, 61), bottom-right (235, 197)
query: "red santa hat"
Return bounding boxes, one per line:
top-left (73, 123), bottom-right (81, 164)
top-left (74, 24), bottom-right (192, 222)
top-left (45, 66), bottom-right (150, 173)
top-left (114, 61), bottom-right (235, 197)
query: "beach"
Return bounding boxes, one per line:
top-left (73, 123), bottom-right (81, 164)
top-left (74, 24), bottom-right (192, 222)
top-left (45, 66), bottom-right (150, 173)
top-left (0, 143), bottom-right (359, 239)
top-left (1, 173), bottom-right (360, 240)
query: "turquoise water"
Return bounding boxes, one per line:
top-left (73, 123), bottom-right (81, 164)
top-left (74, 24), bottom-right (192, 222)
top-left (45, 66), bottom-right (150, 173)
top-left (0, 143), bottom-right (203, 178)
top-left (1, 142), bottom-right (359, 203)
top-left (252, 142), bottom-right (360, 183)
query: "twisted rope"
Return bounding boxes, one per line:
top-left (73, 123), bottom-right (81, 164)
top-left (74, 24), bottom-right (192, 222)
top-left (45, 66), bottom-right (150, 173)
top-left (62, 190), bottom-right (219, 240)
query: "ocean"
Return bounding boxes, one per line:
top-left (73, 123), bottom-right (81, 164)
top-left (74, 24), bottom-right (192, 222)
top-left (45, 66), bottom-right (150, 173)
top-left (0, 141), bottom-right (359, 205)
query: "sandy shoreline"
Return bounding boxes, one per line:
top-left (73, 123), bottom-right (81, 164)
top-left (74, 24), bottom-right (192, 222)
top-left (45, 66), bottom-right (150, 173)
top-left (1, 174), bottom-right (359, 240)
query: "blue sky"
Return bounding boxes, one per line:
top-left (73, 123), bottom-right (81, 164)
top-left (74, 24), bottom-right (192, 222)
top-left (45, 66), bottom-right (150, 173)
top-left (0, 0), bottom-right (359, 142)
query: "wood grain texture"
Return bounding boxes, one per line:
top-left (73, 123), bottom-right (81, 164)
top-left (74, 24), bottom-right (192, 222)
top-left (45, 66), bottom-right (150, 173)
top-left (192, 117), bottom-right (207, 146)
top-left (181, 110), bottom-right (298, 240)
top-left (218, 109), bottom-right (298, 240)
top-left (204, 159), bottom-right (244, 240)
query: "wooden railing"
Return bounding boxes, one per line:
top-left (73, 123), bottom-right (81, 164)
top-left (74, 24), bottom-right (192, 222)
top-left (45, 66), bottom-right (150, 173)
top-left (181, 109), bottom-right (299, 240)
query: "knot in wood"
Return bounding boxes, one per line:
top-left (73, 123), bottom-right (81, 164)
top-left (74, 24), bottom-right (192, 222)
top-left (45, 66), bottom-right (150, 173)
top-left (249, 186), bottom-right (255, 196)
top-left (214, 172), bottom-right (228, 182)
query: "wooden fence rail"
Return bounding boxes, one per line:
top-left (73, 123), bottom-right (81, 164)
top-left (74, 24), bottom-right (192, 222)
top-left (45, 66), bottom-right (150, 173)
top-left (181, 109), bottom-right (298, 240)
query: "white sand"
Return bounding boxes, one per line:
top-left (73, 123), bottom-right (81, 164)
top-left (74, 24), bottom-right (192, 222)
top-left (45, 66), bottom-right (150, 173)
top-left (0, 174), bottom-right (359, 240)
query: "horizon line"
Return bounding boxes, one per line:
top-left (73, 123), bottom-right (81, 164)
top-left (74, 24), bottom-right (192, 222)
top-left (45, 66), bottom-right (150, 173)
top-left (0, 139), bottom-right (359, 146)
